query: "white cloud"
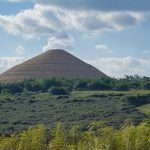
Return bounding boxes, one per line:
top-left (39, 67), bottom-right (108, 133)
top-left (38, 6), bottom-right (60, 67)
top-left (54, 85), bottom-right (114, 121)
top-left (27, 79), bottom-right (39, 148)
top-left (0, 57), bottom-right (25, 73)
top-left (96, 44), bottom-right (112, 53)
top-left (15, 45), bottom-right (25, 55)
top-left (66, 11), bottom-right (145, 34)
top-left (0, 4), bottom-right (145, 39)
top-left (43, 33), bottom-right (74, 52)
top-left (0, 5), bottom-right (65, 39)
top-left (0, 3), bottom-right (146, 55)
top-left (86, 56), bottom-right (150, 77)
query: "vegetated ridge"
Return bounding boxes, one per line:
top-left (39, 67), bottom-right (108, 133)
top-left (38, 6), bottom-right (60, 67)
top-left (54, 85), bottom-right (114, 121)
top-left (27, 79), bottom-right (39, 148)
top-left (1, 76), bottom-right (150, 135)
top-left (0, 49), bottom-right (106, 82)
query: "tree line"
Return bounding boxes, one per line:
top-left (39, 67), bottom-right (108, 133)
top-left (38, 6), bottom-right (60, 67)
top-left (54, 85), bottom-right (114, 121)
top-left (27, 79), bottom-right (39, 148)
top-left (0, 75), bottom-right (150, 95)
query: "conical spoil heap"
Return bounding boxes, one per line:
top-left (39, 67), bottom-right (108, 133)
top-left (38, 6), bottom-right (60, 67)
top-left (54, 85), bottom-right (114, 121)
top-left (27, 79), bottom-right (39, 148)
top-left (0, 49), bottom-right (107, 82)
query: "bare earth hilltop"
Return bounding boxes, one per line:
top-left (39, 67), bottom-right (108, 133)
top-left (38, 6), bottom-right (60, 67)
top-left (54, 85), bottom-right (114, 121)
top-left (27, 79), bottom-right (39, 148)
top-left (0, 49), bottom-right (106, 82)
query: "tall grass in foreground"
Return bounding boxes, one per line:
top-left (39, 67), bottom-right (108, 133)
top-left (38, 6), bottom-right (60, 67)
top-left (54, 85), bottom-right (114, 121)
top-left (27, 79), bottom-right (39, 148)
top-left (0, 122), bottom-right (150, 150)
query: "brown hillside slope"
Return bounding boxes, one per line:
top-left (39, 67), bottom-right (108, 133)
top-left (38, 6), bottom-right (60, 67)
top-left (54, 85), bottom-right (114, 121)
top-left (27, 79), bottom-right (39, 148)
top-left (0, 49), bottom-right (107, 82)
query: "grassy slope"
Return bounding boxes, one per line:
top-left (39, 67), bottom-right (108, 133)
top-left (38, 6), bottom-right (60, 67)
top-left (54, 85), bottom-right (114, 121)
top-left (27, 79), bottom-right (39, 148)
top-left (72, 90), bottom-right (150, 97)
top-left (0, 90), bottom-right (150, 135)
top-left (138, 104), bottom-right (150, 115)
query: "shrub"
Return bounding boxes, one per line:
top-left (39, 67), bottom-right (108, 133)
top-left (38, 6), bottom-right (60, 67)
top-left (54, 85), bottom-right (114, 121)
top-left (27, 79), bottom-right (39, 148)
top-left (49, 87), bottom-right (70, 95)
top-left (41, 78), bottom-right (62, 92)
top-left (24, 81), bottom-right (41, 92)
top-left (74, 81), bottom-right (88, 91)
top-left (142, 82), bottom-right (150, 90)
top-left (88, 81), bottom-right (109, 90)
top-left (115, 83), bottom-right (129, 91)
top-left (2, 83), bottom-right (23, 94)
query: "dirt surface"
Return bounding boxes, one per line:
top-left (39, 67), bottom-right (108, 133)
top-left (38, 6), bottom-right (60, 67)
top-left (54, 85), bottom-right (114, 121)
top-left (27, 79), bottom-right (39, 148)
top-left (0, 49), bottom-right (107, 82)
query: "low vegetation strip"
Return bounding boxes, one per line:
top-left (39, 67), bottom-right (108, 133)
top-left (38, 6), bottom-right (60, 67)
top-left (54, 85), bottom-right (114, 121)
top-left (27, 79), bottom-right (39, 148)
top-left (1, 76), bottom-right (150, 140)
top-left (1, 122), bottom-right (150, 150)
top-left (0, 90), bottom-right (148, 135)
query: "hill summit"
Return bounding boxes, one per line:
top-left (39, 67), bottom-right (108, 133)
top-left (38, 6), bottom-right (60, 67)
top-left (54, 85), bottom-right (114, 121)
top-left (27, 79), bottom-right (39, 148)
top-left (0, 49), bottom-right (107, 82)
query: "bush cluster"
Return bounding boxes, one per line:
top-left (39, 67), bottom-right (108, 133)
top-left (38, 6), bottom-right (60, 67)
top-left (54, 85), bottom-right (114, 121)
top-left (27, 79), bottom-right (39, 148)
top-left (0, 75), bottom-right (150, 95)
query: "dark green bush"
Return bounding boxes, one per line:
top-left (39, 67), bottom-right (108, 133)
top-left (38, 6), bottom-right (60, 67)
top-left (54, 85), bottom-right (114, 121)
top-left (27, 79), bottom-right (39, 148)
top-left (142, 82), bottom-right (150, 89)
top-left (49, 87), bottom-right (70, 95)
top-left (74, 81), bottom-right (88, 90)
top-left (24, 81), bottom-right (41, 92)
top-left (88, 81), bottom-right (109, 90)
top-left (41, 78), bottom-right (62, 92)
top-left (115, 83), bottom-right (129, 91)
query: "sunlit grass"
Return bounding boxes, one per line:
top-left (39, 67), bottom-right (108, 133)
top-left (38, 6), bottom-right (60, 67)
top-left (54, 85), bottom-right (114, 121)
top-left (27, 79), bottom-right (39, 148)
top-left (138, 104), bottom-right (150, 116)
top-left (72, 90), bottom-right (150, 97)
top-left (1, 122), bottom-right (150, 150)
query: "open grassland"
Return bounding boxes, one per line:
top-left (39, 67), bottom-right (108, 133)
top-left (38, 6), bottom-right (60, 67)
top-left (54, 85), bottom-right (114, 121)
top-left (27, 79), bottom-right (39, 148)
top-left (72, 90), bottom-right (150, 97)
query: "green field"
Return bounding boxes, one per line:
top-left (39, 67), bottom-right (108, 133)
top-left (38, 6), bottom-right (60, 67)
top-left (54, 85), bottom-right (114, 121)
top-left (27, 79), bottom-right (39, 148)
top-left (1, 90), bottom-right (150, 135)
top-left (72, 90), bottom-right (150, 97)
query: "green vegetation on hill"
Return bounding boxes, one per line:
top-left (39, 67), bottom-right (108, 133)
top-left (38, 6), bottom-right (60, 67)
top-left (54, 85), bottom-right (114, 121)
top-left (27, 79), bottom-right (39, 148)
top-left (1, 89), bottom-right (150, 135)
top-left (1, 76), bottom-right (150, 135)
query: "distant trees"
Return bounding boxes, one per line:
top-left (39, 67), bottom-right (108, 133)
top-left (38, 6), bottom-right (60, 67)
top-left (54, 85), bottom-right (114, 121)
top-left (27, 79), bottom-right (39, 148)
top-left (115, 83), bottom-right (129, 91)
top-left (128, 81), bottom-right (141, 89)
top-left (0, 83), bottom-right (23, 94)
top-left (88, 81), bottom-right (110, 90)
top-left (0, 75), bottom-right (150, 95)
top-left (142, 82), bottom-right (150, 90)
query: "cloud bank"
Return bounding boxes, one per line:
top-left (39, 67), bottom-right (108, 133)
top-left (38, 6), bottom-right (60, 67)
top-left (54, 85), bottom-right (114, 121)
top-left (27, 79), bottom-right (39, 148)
top-left (0, 4), bottom-right (145, 52)
top-left (86, 57), bottom-right (150, 77)
top-left (0, 4), bottom-right (145, 38)
top-left (0, 57), bottom-right (25, 73)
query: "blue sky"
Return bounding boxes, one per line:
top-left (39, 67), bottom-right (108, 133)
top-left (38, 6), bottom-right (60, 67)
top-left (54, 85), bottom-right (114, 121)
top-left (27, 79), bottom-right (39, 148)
top-left (0, 0), bottom-right (150, 77)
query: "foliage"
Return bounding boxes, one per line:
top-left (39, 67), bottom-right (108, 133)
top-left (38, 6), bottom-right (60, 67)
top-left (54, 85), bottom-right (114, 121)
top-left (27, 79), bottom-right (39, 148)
top-left (1, 123), bottom-right (150, 150)
top-left (49, 87), bottom-right (70, 95)
top-left (115, 83), bottom-right (129, 91)
top-left (142, 82), bottom-right (150, 90)
top-left (0, 91), bottom-right (148, 135)
top-left (1, 75), bottom-right (150, 94)
top-left (88, 81), bottom-right (110, 90)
